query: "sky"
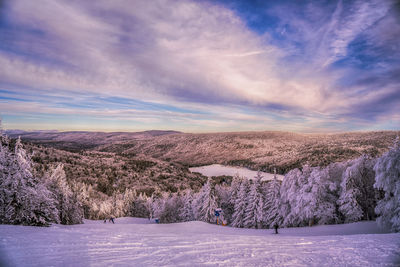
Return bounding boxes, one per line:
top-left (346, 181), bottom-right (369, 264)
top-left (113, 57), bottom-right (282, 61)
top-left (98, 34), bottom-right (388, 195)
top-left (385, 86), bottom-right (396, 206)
top-left (0, 0), bottom-right (399, 133)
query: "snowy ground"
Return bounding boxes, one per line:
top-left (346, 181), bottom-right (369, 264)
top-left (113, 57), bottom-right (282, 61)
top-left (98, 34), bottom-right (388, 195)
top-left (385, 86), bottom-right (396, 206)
top-left (189, 164), bottom-right (284, 181)
top-left (0, 218), bottom-right (399, 267)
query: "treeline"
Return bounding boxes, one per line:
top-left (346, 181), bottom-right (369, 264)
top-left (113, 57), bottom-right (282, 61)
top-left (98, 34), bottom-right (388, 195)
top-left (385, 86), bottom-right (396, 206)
top-left (1, 129), bottom-right (399, 232)
top-left (127, 138), bottom-right (399, 232)
top-left (0, 134), bottom-right (83, 226)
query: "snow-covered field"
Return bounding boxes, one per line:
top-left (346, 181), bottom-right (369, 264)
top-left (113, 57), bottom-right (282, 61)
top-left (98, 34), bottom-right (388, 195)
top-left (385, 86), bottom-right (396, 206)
top-left (0, 218), bottom-right (399, 267)
top-left (189, 164), bottom-right (284, 180)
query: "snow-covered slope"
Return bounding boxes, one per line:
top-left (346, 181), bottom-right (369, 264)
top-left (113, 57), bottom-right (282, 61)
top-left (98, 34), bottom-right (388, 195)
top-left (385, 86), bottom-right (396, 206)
top-left (0, 219), bottom-right (399, 267)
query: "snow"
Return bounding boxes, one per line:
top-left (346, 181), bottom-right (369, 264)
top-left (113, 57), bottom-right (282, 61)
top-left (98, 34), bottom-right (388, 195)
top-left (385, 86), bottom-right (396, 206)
top-left (1, 219), bottom-right (399, 267)
top-left (189, 164), bottom-right (284, 181)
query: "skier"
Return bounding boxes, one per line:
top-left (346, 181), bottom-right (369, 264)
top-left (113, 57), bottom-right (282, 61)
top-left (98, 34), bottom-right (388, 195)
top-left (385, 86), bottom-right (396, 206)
top-left (274, 223), bottom-right (279, 234)
top-left (109, 217), bottom-right (115, 224)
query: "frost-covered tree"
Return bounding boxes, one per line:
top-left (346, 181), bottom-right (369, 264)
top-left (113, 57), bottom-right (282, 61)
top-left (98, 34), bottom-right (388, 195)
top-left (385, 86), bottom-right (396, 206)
top-left (120, 188), bottom-right (136, 217)
top-left (46, 164), bottom-right (83, 224)
top-left (71, 181), bottom-right (92, 218)
top-left (193, 178), bottom-right (218, 223)
top-left (264, 170), bottom-right (282, 228)
top-left (0, 137), bottom-right (58, 226)
top-left (303, 167), bottom-right (338, 225)
top-left (131, 192), bottom-right (150, 218)
top-left (214, 184), bottom-right (231, 224)
top-left (181, 191), bottom-right (195, 222)
top-left (338, 155), bottom-right (376, 222)
top-left (231, 178), bottom-right (249, 228)
top-left (279, 167), bottom-right (307, 227)
top-left (243, 173), bottom-right (264, 228)
top-left (374, 137), bottom-right (400, 232)
top-left (221, 175), bottom-right (241, 225)
top-left (153, 193), bottom-right (184, 223)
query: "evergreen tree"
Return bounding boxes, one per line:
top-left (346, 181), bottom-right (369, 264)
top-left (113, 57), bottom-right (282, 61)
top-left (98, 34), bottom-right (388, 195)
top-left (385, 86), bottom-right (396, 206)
top-left (264, 170), bottom-right (282, 228)
top-left (181, 191), bottom-right (195, 222)
top-left (71, 182), bottom-right (95, 219)
top-left (193, 178), bottom-right (218, 223)
top-left (304, 167), bottom-right (338, 225)
top-left (153, 193), bottom-right (184, 223)
top-left (131, 192), bottom-right (150, 218)
top-left (231, 179), bottom-right (249, 228)
top-left (46, 164), bottom-right (83, 225)
top-left (243, 172), bottom-right (263, 228)
top-left (338, 155), bottom-right (376, 222)
top-left (223, 175), bottom-right (242, 224)
top-left (279, 168), bottom-right (306, 227)
top-left (374, 137), bottom-right (400, 232)
top-left (0, 137), bottom-right (58, 226)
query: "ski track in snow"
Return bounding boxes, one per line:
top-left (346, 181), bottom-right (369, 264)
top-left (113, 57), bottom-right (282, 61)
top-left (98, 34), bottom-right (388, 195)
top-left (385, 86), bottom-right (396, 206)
top-left (0, 218), bottom-right (399, 267)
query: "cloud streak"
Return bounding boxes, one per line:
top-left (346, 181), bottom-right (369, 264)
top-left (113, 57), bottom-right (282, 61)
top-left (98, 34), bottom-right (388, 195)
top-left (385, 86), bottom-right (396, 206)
top-left (0, 0), bottom-right (399, 132)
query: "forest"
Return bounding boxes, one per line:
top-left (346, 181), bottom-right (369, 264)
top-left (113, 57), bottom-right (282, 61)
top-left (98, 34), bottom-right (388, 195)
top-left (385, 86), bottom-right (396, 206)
top-left (0, 129), bottom-right (399, 232)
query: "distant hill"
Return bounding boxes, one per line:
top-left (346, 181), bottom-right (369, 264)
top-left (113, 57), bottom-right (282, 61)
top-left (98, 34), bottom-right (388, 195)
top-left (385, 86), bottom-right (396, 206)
top-left (6, 129), bottom-right (399, 174)
top-left (5, 130), bottom-right (181, 151)
top-left (97, 131), bottom-right (400, 174)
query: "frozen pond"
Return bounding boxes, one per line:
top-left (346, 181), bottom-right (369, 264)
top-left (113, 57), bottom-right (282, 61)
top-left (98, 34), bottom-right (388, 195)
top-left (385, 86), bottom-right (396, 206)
top-left (189, 164), bottom-right (284, 181)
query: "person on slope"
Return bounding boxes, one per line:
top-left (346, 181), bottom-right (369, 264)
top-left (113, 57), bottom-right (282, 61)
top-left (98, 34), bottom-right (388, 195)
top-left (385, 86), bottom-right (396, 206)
top-left (274, 223), bottom-right (279, 234)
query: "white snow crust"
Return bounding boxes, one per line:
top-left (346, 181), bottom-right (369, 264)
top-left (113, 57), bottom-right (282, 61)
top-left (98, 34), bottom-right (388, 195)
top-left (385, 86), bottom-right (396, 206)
top-left (0, 218), bottom-right (399, 267)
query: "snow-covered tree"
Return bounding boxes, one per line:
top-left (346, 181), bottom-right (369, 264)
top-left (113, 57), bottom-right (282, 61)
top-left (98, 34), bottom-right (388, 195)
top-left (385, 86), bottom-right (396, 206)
top-left (243, 172), bottom-right (264, 228)
top-left (120, 188), bottom-right (135, 217)
top-left (303, 167), bottom-right (338, 225)
top-left (279, 167), bottom-right (306, 227)
top-left (221, 175), bottom-right (241, 225)
top-left (46, 164), bottom-right (83, 224)
top-left (0, 137), bottom-right (58, 226)
top-left (231, 178), bottom-right (249, 228)
top-left (338, 155), bottom-right (376, 222)
top-left (153, 193), bottom-right (184, 223)
top-left (193, 178), bottom-right (218, 223)
top-left (181, 191), bottom-right (195, 222)
top-left (131, 192), bottom-right (150, 218)
top-left (374, 137), bottom-right (400, 232)
top-left (264, 170), bottom-right (282, 228)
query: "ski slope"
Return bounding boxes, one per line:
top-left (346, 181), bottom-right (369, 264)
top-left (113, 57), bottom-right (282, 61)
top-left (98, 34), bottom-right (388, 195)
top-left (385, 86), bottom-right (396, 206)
top-left (0, 218), bottom-right (399, 267)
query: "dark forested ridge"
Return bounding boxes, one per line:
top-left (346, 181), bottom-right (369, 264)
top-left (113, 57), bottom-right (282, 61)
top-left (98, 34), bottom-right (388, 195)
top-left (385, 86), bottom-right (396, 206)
top-left (5, 130), bottom-right (181, 152)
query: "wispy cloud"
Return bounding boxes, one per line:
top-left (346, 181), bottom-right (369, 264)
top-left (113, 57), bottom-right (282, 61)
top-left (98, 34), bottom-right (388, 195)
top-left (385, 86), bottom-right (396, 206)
top-left (0, 0), bottom-right (399, 132)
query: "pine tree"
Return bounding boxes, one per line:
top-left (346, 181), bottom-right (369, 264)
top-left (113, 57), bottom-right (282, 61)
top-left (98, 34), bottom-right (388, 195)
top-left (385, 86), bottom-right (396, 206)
top-left (46, 164), bottom-right (83, 225)
top-left (121, 188), bottom-right (135, 216)
top-left (374, 137), bottom-right (400, 232)
top-left (193, 178), bottom-right (218, 223)
top-left (264, 169), bottom-right (282, 228)
top-left (231, 178), bottom-right (249, 228)
top-left (0, 137), bottom-right (58, 226)
top-left (243, 172), bottom-right (263, 228)
top-left (304, 167), bottom-right (338, 225)
top-left (223, 175), bottom-right (242, 224)
top-left (338, 155), bottom-right (376, 222)
top-left (279, 168), bottom-right (305, 227)
top-left (153, 193), bottom-right (184, 223)
top-left (181, 191), bottom-right (195, 222)
top-left (71, 181), bottom-right (92, 219)
top-left (131, 192), bottom-right (150, 218)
